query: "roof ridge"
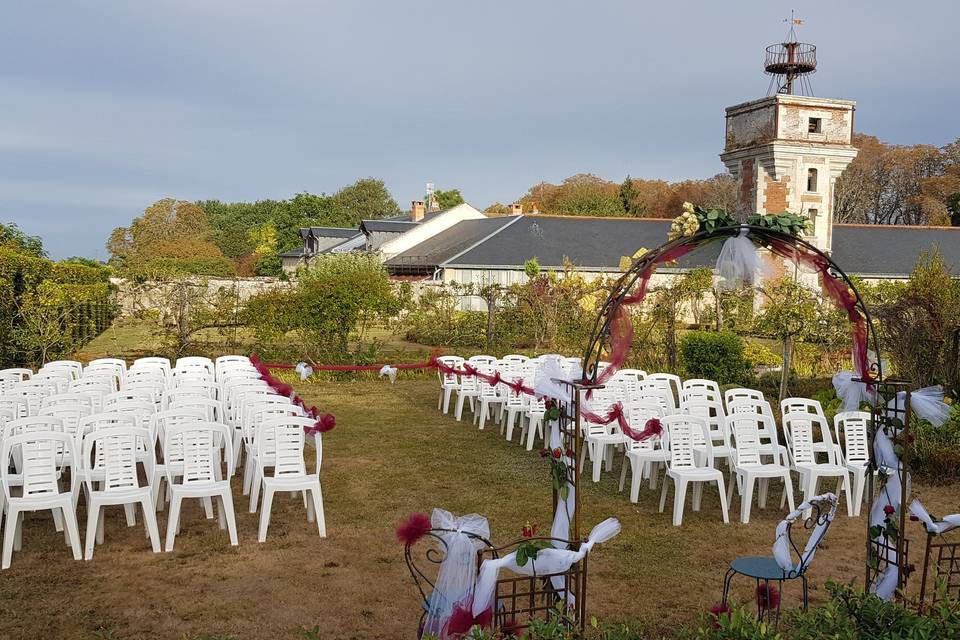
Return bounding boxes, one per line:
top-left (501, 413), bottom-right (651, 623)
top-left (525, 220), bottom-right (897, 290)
top-left (836, 223), bottom-right (960, 231)
top-left (440, 216), bottom-right (523, 266)
top-left (520, 213), bottom-right (672, 222)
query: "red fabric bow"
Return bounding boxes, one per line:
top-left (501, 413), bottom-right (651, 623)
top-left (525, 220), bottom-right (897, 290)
top-left (444, 598), bottom-right (492, 638)
top-left (622, 417), bottom-right (663, 442)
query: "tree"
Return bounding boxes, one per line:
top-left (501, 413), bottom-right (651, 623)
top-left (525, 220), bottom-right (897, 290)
top-left (108, 199), bottom-right (228, 272)
top-left (434, 188), bottom-right (465, 210)
top-left (0, 223), bottom-right (45, 258)
top-left (649, 268), bottom-right (713, 371)
top-left (874, 249), bottom-right (960, 394)
top-left (835, 134), bottom-right (956, 226)
top-left (754, 277), bottom-right (820, 400)
top-left (334, 178), bottom-right (399, 221)
top-left (619, 176), bottom-right (645, 217)
top-left (246, 253), bottom-right (402, 362)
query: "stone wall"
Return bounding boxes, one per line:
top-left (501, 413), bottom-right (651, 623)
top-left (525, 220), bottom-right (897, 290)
top-left (111, 276), bottom-right (290, 317)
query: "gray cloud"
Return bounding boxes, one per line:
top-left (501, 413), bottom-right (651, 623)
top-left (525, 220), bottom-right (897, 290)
top-left (1, 1), bottom-right (957, 258)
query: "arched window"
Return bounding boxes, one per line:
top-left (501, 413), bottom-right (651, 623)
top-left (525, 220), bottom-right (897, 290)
top-left (807, 168), bottom-right (819, 192)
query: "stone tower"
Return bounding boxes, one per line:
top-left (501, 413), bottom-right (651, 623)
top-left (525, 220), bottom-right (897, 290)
top-left (719, 94), bottom-right (858, 252)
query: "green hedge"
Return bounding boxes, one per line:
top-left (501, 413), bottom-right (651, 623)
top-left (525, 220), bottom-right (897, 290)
top-left (0, 248), bottom-right (115, 366)
top-left (680, 330), bottom-right (752, 385)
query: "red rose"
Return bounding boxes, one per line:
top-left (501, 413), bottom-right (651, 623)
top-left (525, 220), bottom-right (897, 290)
top-left (883, 505), bottom-right (895, 516)
top-left (552, 448), bottom-right (562, 459)
top-left (565, 448), bottom-right (575, 458)
top-left (521, 522), bottom-right (538, 538)
top-left (539, 448), bottom-right (549, 458)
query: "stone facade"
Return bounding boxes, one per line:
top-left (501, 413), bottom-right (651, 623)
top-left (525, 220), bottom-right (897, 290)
top-left (720, 94), bottom-right (858, 252)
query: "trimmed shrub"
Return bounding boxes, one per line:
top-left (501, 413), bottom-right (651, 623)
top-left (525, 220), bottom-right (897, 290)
top-left (680, 330), bottom-right (752, 385)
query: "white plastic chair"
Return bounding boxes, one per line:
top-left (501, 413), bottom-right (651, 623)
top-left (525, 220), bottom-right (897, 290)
top-left (454, 374), bottom-right (479, 422)
top-left (81, 426), bottom-right (161, 559)
top-left (247, 416), bottom-right (326, 542)
top-left (784, 411), bottom-right (853, 517)
top-left (175, 357), bottom-right (215, 376)
top-left (521, 397), bottom-right (547, 451)
top-left (436, 356), bottom-right (463, 414)
top-left (727, 414), bottom-right (796, 523)
top-left (658, 414), bottom-right (730, 526)
top-left (724, 387), bottom-right (765, 409)
top-left (835, 411), bottom-right (871, 516)
top-left (163, 421), bottom-right (237, 551)
top-left (646, 373), bottom-right (682, 410)
top-left (618, 400), bottom-right (667, 502)
top-left (1, 430), bottom-right (82, 569)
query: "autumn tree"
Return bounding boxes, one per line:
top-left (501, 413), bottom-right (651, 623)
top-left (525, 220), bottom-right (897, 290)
top-left (835, 133), bottom-right (958, 226)
top-left (107, 199), bottom-right (229, 273)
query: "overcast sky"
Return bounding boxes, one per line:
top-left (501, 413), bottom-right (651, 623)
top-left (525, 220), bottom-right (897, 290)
top-left (1, 1), bottom-right (957, 259)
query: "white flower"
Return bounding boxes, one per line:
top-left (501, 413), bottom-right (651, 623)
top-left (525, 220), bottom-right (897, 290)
top-left (682, 201), bottom-right (695, 214)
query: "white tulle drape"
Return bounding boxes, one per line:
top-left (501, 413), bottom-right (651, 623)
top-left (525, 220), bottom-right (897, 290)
top-left (832, 371), bottom-right (870, 412)
top-left (422, 509), bottom-right (491, 637)
top-left (534, 356), bottom-right (572, 404)
top-left (715, 229), bottom-right (767, 290)
top-left (909, 500), bottom-right (960, 535)
top-left (772, 493), bottom-right (838, 572)
top-left (888, 386), bottom-right (951, 427)
top-left (471, 518), bottom-right (621, 617)
top-left (294, 362), bottom-right (313, 381)
top-left (378, 364), bottom-right (398, 383)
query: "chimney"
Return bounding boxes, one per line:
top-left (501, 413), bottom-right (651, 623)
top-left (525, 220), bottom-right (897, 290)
top-left (511, 202), bottom-right (523, 215)
top-left (411, 200), bottom-right (425, 222)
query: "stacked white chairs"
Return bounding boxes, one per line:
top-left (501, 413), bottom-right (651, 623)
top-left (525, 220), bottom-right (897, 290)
top-left (247, 416), bottom-right (326, 542)
top-left (658, 414), bottom-right (730, 526)
top-left (834, 411), bottom-right (871, 516)
top-left (163, 421), bottom-right (237, 551)
top-left (783, 410), bottom-right (853, 516)
top-left (618, 400), bottom-right (667, 502)
top-left (727, 414), bottom-right (796, 523)
top-left (1, 430), bottom-right (82, 568)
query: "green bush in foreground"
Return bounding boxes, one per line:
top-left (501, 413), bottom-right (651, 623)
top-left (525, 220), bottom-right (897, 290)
top-left (422, 582), bottom-right (960, 639)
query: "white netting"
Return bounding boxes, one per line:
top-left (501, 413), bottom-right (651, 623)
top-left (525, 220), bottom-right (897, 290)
top-left (832, 371), bottom-right (870, 412)
top-left (715, 229), bottom-right (767, 290)
top-left (422, 509), bottom-right (490, 637)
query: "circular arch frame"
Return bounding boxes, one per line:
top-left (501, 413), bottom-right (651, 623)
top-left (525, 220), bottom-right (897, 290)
top-left (579, 224), bottom-right (883, 384)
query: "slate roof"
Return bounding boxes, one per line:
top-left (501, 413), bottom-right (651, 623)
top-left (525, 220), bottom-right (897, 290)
top-left (385, 215), bottom-right (960, 278)
top-left (384, 217), bottom-right (518, 273)
top-left (360, 220), bottom-right (420, 234)
top-left (298, 226), bottom-right (362, 240)
top-left (440, 215), bottom-right (718, 271)
top-left (831, 225), bottom-right (960, 277)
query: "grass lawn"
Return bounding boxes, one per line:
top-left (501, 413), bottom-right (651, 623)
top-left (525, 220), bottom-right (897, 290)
top-left (0, 378), bottom-right (955, 639)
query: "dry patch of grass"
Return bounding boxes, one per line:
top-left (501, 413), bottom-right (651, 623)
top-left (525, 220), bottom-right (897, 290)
top-left (0, 379), bottom-right (956, 639)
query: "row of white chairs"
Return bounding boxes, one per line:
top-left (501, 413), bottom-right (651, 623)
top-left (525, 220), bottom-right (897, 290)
top-left (434, 355), bottom-right (868, 527)
top-left (0, 355), bottom-right (327, 568)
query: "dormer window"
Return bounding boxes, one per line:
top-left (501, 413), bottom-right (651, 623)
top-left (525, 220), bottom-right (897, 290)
top-left (808, 117), bottom-right (822, 134)
top-left (807, 168), bottom-right (819, 193)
